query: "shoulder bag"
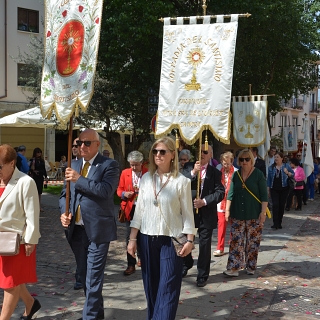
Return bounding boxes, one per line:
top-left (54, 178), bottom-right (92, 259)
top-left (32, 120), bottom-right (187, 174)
top-left (0, 232), bottom-right (21, 256)
top-left (236, 171), bottom-right (272, 219)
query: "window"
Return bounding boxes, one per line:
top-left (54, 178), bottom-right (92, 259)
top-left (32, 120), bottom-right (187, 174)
top-left (17, 63), bottom-right (28, 86)
top-left (270, 115), bottom-right (276, 128)
top-left (18, 8), bottom-right (39, 33)
top-left (292, 117), bottom-right (298, 127)
top-left (280, 115), bottom-right (287, 127)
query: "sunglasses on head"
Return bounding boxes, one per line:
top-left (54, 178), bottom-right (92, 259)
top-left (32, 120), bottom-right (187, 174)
top-left (76, 140), bottom-right (98, 147)
top-left (152, 149), bottom-right (170, 156)
top-left (239, 157), bottom-right (251, 162)
top-left (201, 150), bottom-right (209, 155)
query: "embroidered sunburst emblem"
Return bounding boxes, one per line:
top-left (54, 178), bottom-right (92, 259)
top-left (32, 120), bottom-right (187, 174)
top-left (187, 47), bottom-right (205, 67)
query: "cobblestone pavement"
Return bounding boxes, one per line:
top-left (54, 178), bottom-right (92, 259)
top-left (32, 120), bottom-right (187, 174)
top-left (3, 193), bottom-right (320, 319)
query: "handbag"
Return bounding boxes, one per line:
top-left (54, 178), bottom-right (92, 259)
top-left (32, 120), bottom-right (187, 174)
top-left (295, 180), bottom-right (304, 187)
top-left (118, 202), bottom-right (128, 223)
top-left (0, 232), bottom-right (21, 256)
top-left (287, 176), bottom-right (297, 189)
top-left (237, 171), bottom-right (272, 219)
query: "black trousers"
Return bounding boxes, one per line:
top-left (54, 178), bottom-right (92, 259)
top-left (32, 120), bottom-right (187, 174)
top-left (271, 187), bottom-right (290, 227)
top-left (183, 223), bottom-right (213, 281)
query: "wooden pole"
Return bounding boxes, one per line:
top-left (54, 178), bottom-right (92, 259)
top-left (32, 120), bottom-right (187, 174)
top-left (64, 115), bottom-right (74, 217)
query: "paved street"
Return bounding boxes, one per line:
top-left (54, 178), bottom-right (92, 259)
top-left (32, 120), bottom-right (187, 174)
top-left (6, 193), bottom-right (320, 319)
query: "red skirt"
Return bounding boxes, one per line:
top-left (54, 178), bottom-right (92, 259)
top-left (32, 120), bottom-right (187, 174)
top-left (0, 244), bottom-right (37, 289)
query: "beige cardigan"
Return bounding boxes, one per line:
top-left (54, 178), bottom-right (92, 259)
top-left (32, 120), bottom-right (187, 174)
top-left (0, 167), bottom-right (40, 244)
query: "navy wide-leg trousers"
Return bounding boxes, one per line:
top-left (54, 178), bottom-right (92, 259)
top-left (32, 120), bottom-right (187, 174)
top-left (139, 234), bottom-right (183, 320)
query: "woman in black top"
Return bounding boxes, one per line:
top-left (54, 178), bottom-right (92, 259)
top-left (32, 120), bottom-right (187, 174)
top-left (29, 148), bottom-right (47, 211)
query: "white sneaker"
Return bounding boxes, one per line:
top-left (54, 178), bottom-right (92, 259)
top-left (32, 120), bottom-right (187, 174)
top-left (246, 268), bottom-right (255, 275)
top-left (310, 198), bottom-right (314, 201)
top-left (213, 250), bottom-right (224, 257)
top-left (223, 269), bottom-right (239, 277)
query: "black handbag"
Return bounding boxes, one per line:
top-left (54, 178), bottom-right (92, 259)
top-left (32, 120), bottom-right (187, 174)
top-left (287, 176), bottom-right (296, 189)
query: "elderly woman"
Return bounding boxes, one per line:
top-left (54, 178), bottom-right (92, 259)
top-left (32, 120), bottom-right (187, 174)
top-left (214, 152), bottom-right (238, 257)
top-left (223, 149), bottom-right (268, 277)
top-left (127, 137), bottom-right (196, 320)
top-left (117, 151), bottom-right (148, 275)
top-left (178, 149), bottom-right (191, 172)
top-left (0, 144), bottom-right (41, 320)
top-left (267, 152), bottom-right (294, 230)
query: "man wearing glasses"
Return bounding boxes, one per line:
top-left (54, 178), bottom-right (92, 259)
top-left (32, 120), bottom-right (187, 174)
top-left (60, 129), bottom-right (119, 319)
top-left (182, 145), bottom-right (225, 287)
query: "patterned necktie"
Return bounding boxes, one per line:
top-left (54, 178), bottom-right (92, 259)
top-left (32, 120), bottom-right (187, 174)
top-left (75, 162), bottom-right (90, 223)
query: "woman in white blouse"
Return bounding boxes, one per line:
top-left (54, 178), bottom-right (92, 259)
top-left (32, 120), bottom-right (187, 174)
top-left (127, 136), bottom-right (196, 320)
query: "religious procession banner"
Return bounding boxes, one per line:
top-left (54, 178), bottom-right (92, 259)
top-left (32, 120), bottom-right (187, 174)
top-left (155, 15), bottom-right (239, 144)
top-left (40, 0), bottom-right (103, 124)
top-left (258, 125), bottom-right (270, 160)
top-left (283, 126), bottom-right (298, 152)
top-left (232, 96), bottom-right (267, 147)
top-left (301, 119), bottom-right (314, 180)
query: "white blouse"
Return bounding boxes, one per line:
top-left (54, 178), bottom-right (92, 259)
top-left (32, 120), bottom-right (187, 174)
top-left (130, 171), bottom-right (197, 237)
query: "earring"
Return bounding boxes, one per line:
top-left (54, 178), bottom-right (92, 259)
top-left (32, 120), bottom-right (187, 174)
top-left (171, 159), bottom-right (174, 163)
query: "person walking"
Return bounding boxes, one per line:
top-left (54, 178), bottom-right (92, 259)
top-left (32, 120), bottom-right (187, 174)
top-left (16, 145), bottom-right (29, 174)
top-left (182, 144), bottom-right (225, 286)
top-left (214, 151), bottom-right (238, 257)
top-left (60, 129), bottom-right (119, 320)
top-left (117, 150), bottom-right (148, 275)
top-left (267, 152), bottom-right (294, 230)
top-left (127, 137), bottom-right (196, 320)
top-left (0, 144), bottom-right (41, 320)
top-left (223, 148), bottom-right (268, 277)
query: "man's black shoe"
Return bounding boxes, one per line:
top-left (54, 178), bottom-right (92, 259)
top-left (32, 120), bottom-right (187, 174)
top-left (196, 278), bottom-right (207, 287)
top-left (182, 266), bottom-right (189, 278)
top-left (74, 282), bottom-right (83, 290)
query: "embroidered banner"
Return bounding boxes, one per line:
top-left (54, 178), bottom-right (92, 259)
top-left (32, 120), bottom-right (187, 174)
top-left (301, 119), bottom-right (314, 179)
top-left (283, 126), bottom-right (298, 152)
top-left (40, 0), bottom-right (103, 124)
top-left (155, 15), bottom-right (239, 144)
top-left (232, 96), bottom-right (267, 147)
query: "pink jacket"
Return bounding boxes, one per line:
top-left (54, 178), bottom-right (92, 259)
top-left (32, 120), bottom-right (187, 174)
top-left (294, 166), bottom-right (305, 190)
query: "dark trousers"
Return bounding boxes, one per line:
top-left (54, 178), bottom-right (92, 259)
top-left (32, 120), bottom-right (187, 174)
top-left (271, 187), bottom-right (290, 228)
top-left (183, 225), bottom-right (213, 281)
top-left (294, 189), bottom-right (303, 209)
top-left (303, 182), bottom-right (308, 203)
top-left (71, 225), bottom-right (109, 320)
top-left (139, 234), bottom-right (183, 320)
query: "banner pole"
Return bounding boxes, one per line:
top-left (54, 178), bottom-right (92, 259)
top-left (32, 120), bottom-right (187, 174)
top-left (196, 134), bottom-right (202, 214)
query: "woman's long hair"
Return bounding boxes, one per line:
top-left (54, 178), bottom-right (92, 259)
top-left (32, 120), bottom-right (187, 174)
top-left (148, 136), bottom-right (179, 178)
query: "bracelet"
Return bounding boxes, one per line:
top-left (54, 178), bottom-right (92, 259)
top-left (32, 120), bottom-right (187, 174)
top-left (186, 240), bottom-right (193, 244)
top-left (129, 239), bottom-right (137, 241)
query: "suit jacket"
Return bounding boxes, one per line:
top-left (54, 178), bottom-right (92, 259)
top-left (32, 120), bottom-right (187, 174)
top-left (182, 162), bottom-right (225, 229)
top-left (0, 168), bottom-right (40, 244)
top-left (116, 167), bottom-right (148, 220)
top-left (254, 157), bottom-right (266, 177)
top-left (60, 153), bottom-right (120, 244)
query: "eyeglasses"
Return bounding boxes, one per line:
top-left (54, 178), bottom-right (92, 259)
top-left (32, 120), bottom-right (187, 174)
top-left (239, 157), bottom-right (251, 162)
top-left (72, 145), bottom-right (78, 148)
top-left (201, 150), bottom-right (209, 155)
top-left (76, 140), bottom-right (98, 147)
top-left (152, 149), bottom-right (170, 156)
top-left (179, 158), bottom-right (188, 161)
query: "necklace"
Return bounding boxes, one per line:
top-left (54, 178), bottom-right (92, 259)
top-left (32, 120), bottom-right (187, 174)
top-left (132, 171), bottom-right (142, 190)
top-left (241, 167), bottom-right (254, 188)
top-left (153, 173), bottom-right (171, 206)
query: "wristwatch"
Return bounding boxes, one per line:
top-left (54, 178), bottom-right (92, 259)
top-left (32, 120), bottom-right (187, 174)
top-left (186, 240), bottom-right (193, 244)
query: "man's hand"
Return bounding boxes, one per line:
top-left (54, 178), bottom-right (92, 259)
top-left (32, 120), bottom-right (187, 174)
top-left (61, 213), bottom-right (72, 227)
top-left (194, 198), bottom-right (205, 209)
top-left (192, 161), bottom-right (201, 176)
top-left (65, 167), bottom-right (81, 183)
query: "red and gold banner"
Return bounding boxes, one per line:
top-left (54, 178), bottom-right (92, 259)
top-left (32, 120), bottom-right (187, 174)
top-left (40, 0), bottom-right (103, 124)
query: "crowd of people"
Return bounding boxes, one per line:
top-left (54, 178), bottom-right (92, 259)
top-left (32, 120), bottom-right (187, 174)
top-left (0, 135), bottom-right (318, 319)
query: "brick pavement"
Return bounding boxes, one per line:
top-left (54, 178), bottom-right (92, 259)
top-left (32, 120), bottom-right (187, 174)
top-left (4, 193), bottom-right (320, 319)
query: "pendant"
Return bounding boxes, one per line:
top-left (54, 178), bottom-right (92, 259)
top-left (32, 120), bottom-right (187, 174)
top-left (242, 183), bottom-right (245, 189)
top-left (154, 199), bottom-right (158, 206)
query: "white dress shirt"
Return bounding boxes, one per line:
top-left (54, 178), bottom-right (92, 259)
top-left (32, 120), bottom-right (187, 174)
top-left (130, 172), bottom-right (197, 237)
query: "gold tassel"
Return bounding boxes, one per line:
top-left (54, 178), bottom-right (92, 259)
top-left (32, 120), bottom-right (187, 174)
top-left (175, 131), bottom-right (180, 149)
top-left (204, 129), bottom-right (208, 151)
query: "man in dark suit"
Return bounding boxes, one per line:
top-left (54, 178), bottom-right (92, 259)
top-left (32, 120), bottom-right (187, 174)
top-left (251, 147), bottom-right (266, 177)
top-left (182, 145), bottom-right (225, 287)
top-left (60, 129), bottom-right (119, 320)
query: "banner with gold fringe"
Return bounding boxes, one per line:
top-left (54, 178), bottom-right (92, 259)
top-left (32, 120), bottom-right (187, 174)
top-left (232, 95), bottom-right (267, 147)
top-left (40, 0), bottom-right (103, 124)
top-left (155, 15), bottom-right (239, 144)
